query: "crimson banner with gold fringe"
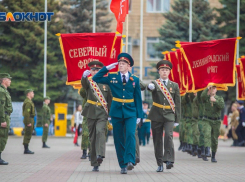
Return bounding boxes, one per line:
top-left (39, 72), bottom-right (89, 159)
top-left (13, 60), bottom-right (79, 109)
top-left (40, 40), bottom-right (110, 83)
top-left (236, 65), bottom-right (245, 100)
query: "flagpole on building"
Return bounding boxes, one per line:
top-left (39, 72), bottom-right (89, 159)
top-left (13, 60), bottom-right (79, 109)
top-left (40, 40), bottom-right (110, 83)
top-left (93, 0), bottom-right (96, 33)
top-left (189, 0), bottom-right (192, 42)
top-left (140, 0), bottom-right (144, 100)
top-left (125, 15), bottom-right (129, 53)
top-left (236, 0), bottom-right (240, 100)
top-left (43, 0), bottom-right (47, 97)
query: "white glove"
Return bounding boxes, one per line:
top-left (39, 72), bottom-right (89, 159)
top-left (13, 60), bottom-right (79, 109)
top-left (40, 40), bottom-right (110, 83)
top-left (242, 122), bottom-right (245, 127)
top-left (174, 123), bottom-right (179, 127)
top-left (136, 118), bottom-right (141, 124)
top-left (83, 70), bottom-right (91, 78)
top-left (143, 119), bottom-right (146, 123)
top-left (148, 83), bottom-right (155, 90)
top-left (106, 62), bottom-right (118, 70)
top-left (108, 117), bottom-right (111, 121)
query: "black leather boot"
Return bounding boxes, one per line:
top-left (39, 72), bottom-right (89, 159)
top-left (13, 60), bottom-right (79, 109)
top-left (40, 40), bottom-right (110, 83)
top-left (211, 152), bottom-right (217, 163)
top-left (205, 147), bottom-right (211, 157)
top-left (192, 145), bottom-right (198, 156)
top-left (188, 144), bottom-right (193, 153)
top-left (182, 143), bottom-right (187, 152)
top-left (0, 152), bottom-right (8, 165)
top-left (42, 142), bottom-right (50, 148)
top-left (24, 144), bottom-right (34, 154)
top-left (80, 149), bottom-right (87, 159)
top-left (178, 142), bottom-right (183, 151)
top-left (197, 147), bottom-right (202, 158)
top-left (185, 143), bottom-right (189, 152)
top-left (201, 146), bottom-right (205, 157)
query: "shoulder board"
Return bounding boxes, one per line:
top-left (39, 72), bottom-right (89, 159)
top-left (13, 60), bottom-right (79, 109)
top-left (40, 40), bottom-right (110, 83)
top-left (131, 74), bottom-right (138, 78)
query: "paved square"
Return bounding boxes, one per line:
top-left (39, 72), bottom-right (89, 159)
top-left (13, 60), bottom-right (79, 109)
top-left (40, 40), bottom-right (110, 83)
top-left (0, 136), bottom-right (245, 182)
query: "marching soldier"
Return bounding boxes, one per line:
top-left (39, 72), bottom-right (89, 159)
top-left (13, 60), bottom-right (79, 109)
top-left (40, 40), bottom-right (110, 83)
top-left (42, 96), bottom-right (51, 148)
top-left (201, 85), bottom-right (224, 162)
top-left (93, 53), bottom-right (143, 174)
top-left (23, 89), bottom-right (35, 154)
top-left (180, 96), bottom-right (187, 152)
top-left (190, 93), bottom-right (200, 156)
top-left (82, 61), bottom-right (112, 172)
top-left (141, 101), bottom-right (151, 146)
top-left (0, 73), bottom-right (13, 165)
top-left (182, 93), bottom-right (193, 154)
top-left (147, 60), bottom-right (181, 172)
top-left (80, 88), bottom-right (90, 160)
top-left (197, 91), bottom-right (205, 158)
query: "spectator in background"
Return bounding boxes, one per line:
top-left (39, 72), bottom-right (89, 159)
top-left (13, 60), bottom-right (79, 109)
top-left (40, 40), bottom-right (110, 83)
top-left (226, 103), bottom-right (239, 146)
top-left (73, 105), bottom-right (83, 146)
top-left (49, 115), bottom-right (54, 135)
top-left (236, 101), bottom-right (245, 147)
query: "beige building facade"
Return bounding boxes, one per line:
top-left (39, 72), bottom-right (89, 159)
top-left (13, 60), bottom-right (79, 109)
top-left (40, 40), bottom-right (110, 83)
top-left (107, 0), bottom-right (222, 81)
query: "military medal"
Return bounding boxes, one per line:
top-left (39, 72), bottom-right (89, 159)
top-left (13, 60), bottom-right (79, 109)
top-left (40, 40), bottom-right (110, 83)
top-left (170, 87), bottom-right (172, 92)
top-left (133, 82), bottom-right (135, 87)
top-left (103, 85), bottom-right (106, 91)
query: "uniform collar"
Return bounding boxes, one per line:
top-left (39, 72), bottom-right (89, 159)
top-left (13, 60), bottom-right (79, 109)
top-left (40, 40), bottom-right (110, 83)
top-left (160, 78), bottom-right (169, 85)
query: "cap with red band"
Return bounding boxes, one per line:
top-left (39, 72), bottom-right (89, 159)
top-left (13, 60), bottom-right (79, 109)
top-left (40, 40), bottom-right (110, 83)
top-left (88, 61), bottom-right (104, 69)
top-left (156, 60), bottom-right (172, 70)
top-left (117, 52), bottom-right (134, 67)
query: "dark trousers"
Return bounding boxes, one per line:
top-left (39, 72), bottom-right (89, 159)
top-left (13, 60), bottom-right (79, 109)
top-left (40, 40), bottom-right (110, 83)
top-left (112, 116), bottom-right (136, 168)
top-left (151, 120), bottom-right (174, 166)
top-left (235, 123), bottom-right (245, 142)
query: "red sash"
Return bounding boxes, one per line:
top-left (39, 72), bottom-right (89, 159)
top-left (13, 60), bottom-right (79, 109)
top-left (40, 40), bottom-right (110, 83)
top-left (154, 79), bottom-right (175, 113)
top-left (89, 78), bottom-right (108, 114)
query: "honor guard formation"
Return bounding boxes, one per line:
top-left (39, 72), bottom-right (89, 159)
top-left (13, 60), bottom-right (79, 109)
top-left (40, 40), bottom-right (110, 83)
top-left (1, 53), bottom-right (245, 176)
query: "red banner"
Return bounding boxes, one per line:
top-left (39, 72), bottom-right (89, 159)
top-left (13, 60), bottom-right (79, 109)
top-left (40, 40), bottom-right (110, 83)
top-left (239, 57), bottom-right (245, 87)
top-left (236, 65), bottom-right (245, 100)
top-left (58, 33), bottom-right (122, 88)
top-left (110, 0), bottom-right (129, 34)
top-left (180, 38), bottom-right (237, 92)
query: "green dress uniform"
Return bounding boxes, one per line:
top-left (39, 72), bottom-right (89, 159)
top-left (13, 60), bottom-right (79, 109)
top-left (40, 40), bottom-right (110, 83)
top-left (81, 61), bottom-right (112, 169)
top-left (93, 53), bottom-right (143, 173)
top-left (0, 73), bottom-right (13, 165)
top-left (80, 88), bottom-right (90, 159)
top-left (134, 79), bottom-right (146, 163)
top-left (41, 98), bottom-right (51, 148)
top-left (141, 109), bottom-right (151, 146)
top-left (201, 88), bottom-right (224, 162)
top-left (22, 89), bottom-right (35, 154)
top-left (147, 60), bottom-right (181, 170)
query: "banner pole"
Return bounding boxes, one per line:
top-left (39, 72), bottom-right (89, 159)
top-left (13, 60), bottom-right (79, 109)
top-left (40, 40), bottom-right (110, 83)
top-left (93, 0), bottom-right (96, 33)
top-left (43, 0), bottom-right (47, 97)
top-left (189, 0), bottom-right (192, 42)
top-left (125, 15), bottom-right (129, 53)
top-left (236, 0), bottom-right (240, 100)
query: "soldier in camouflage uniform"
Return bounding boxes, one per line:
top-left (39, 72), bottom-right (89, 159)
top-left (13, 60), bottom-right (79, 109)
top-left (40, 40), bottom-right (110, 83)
top-left (182, 94), bottom-right (193, 153)
top-left (80, 88), bottom-right (90, 160)
top-left (197, 91), bottom-right (205, 158)
top-left (22, 89), bottom-right (35, 154)
top-left (178, 96), bottom-right (185, 151)
top-left (0, 73), bottom-right (13, 165)
top-left (42, 96), bottom-right (51, 148)
top-left (201, 86), bottom-right (224, 162)
top-left (190, 93), bottom-right (200, 156)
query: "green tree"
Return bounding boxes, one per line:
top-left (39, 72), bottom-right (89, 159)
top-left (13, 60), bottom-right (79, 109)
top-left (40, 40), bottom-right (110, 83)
top-left (59, 0), bottom-right (112, 33)
top-left (216, 0), bottom-right (245, 56)
top-left (0, 0), bottom-right (67, 109)
top-left (155, 0), bottom-right (222, 54)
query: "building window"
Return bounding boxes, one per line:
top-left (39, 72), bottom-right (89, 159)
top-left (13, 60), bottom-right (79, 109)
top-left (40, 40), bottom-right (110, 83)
top-left (146, 37), bottom-right (160, 61)
top-left (122, 37), bottom-right (132, 55)
top-left (109, 0), bottom-right (132, 13)
top-left (147, 0), bottom-right (170, 13)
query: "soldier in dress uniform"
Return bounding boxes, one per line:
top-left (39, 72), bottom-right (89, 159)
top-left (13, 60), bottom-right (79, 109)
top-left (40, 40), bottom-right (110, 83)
top-left (42, 96), bottom-right (51, 148)
top-left (0, 73), bottom-right (13, 165)
top-left (23, 89), bottom-right (35, 154)
top-left (201, 85), bottom-right (224, 162)
top-left (79, 88), bottom-right (91, 160)
top-left (82, 61), bottom-right (112, 172)
top-left (92, 53), bottom-right (143, 174)
top-left (147, 60), bottom-right (181, 172)
top-left (141, 101), bottom-right (151, 146)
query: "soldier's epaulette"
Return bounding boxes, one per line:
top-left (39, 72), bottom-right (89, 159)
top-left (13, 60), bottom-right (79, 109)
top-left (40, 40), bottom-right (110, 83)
top-left (131, 74), bottom-right (138, 77)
